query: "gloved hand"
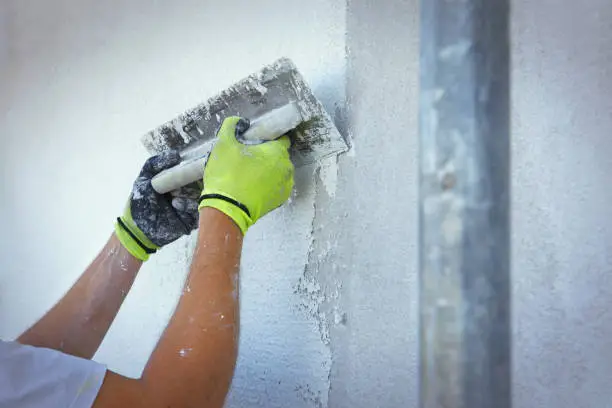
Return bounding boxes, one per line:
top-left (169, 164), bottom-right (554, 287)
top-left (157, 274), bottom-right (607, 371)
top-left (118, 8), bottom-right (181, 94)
top-left (115, 151), bottom-right (200, 261)
top-left (198, 116), bottom-right (295, 234)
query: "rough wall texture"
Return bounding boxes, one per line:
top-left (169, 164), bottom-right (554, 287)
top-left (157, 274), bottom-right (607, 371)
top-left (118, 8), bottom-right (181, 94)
top-left (3, 0), bottom-right (612, 407)
top-left (512, 0), bottom-right (612, 406)
top-left (322, 0), bottom-right (420, 406)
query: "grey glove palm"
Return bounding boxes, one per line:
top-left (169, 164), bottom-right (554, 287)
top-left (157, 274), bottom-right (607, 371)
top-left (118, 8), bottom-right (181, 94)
top-left (115, 151), bottom-right (199, 261)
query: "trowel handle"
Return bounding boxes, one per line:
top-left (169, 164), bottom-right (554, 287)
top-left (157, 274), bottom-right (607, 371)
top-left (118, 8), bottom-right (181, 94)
top-left (151, 157), bottom-right (208, 194)
top-left (151, 103), bottom-right (302, 194)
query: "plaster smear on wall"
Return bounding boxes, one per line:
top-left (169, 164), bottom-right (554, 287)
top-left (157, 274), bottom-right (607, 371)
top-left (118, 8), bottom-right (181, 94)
top-left (0, 0), bottom-right (346, 407)
top-left (228, 164), bottom-right (332, 408)
top-left (318, 156), bottom-right (341, 198)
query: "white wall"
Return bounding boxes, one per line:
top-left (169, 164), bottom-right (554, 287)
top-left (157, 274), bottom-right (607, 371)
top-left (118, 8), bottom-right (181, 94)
top-left (0, 1), bottom-right (345, 406)
top-left (512, 0), bottom-right (612, 406)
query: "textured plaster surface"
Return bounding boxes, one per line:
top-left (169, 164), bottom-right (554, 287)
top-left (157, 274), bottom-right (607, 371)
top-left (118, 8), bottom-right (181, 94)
top-left (512, 0), bottom-right (612, 406)
top-left (0, 1), bottom-right (345, 406)
top-left (322, 0), bottom-right (420, 406)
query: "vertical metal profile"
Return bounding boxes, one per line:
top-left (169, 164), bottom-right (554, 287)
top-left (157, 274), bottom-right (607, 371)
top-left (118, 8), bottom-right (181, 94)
top-left (419, 0), bottom-right (511, 407)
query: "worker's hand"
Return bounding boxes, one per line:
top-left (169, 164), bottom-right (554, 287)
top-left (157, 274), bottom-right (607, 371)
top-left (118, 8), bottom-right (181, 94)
top-left (115, 151), bottom-right (200, 261)
top-left (199, 116), bottom-right (294, 234)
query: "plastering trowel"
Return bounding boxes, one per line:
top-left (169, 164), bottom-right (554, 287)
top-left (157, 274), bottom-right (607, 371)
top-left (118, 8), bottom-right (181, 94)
top-left (141, 58), bottom-right (348, 194)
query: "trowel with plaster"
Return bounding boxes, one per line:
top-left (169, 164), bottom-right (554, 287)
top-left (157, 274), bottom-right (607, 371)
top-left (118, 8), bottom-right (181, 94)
top-left (142, 58), bottom-right (348, 194)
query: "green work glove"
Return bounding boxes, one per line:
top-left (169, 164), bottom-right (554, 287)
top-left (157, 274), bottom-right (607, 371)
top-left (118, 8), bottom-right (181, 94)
top-left (198, 116), bottom-right (295, 234)
top-left (115, 151), bottom-right (200, 261)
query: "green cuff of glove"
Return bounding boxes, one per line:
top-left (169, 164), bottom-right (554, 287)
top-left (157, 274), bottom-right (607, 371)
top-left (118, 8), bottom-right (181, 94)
top-left (115, 217), bottom-right (159, 262)
top-left (198, 195), bottom-right (253, 235)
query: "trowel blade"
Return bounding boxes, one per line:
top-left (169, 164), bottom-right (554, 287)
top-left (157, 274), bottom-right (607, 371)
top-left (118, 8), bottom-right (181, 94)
top-left (141, 58), bottom-right (348, 168)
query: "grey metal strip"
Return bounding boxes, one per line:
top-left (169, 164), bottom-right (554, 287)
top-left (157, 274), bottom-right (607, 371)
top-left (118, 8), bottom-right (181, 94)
top-left (419, 0), bottom-right (512, 406)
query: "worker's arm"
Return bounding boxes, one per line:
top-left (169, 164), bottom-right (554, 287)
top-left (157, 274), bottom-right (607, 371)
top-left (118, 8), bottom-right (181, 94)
top-left (18, 151), bottom-right (199, 359)
top-left (17, 234), bottom-right (143, 358)
top-left (95, 208), bottom-right (242, 407)
top-left (93, 117), bottom-right (294, 408)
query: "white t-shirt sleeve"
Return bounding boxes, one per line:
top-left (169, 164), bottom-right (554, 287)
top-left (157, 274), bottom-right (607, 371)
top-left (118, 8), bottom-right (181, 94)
top-left (0, 340), bottom-right (106, 408)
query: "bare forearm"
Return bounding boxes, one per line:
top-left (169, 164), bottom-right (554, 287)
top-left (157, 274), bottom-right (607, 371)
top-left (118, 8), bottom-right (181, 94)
top-left (92, 115), bottom-right (293, 408)
top-left (18, 234), bottom-right (143, 358)
top-left (141, 208), bottom-right (242, 407)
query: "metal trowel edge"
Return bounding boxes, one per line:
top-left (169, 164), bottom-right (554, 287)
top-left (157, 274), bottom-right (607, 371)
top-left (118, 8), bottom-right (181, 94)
top-left (141, 57), bottom-right (348, 194)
